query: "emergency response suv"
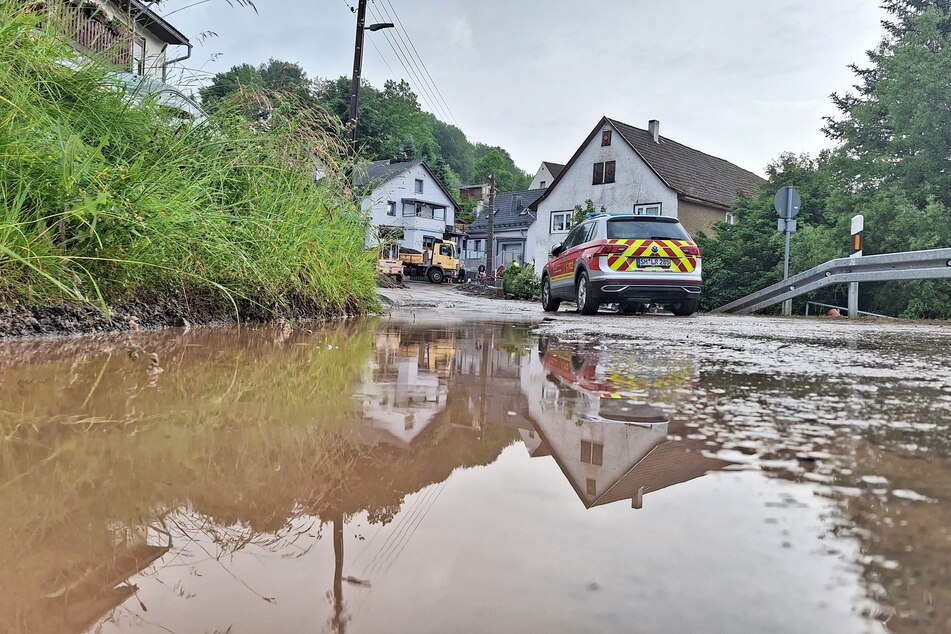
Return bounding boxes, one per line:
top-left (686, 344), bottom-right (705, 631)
top-left (541, 213), bottom-right (701, 316)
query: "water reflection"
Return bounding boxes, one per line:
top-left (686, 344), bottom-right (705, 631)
top-left (526, 337), bottom-right (732, 509)
top-left (0, 317), bottom-right (947, 632)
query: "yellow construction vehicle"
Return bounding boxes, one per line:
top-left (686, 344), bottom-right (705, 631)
top-left (400, 240), bottom-right (463, 284)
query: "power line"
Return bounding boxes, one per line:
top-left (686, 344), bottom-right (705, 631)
top-left (366, 2), bottom-right (446, 121)
top-left (371, 0), bottom-right (447, 123)
top-left (381, 0), bottom-right (459, 128)
top-left (373, 0), bottom-right (455, 126)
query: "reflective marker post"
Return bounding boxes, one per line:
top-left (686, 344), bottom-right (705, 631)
top-left (848, 214), bottom-right (864, 319)
top-left (774, 186), bottom-right (802, 316)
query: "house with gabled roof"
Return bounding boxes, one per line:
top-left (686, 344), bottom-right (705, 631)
top-left (525, 116), bottom-right (766, 271)
top-left (357, 159), bottom-right (463, 255)
top-left (463, 188), bottom-right (546, 270)
top-left (529, 161), bottom-right (565, 190)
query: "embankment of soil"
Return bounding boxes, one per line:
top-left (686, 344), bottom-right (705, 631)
top-left (0, 293), bottom-right (363, 339)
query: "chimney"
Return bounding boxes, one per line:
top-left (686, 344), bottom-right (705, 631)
top-left (648, 119), bottom-right (660, 143)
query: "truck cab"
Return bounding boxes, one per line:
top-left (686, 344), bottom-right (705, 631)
top-left (402, 239), bottom-right (462, 283)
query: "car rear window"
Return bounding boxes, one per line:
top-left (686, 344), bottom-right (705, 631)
top-left (607, 218), bottom-right (691, 241)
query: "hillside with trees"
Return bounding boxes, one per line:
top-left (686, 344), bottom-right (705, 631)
top-left (199, 63), bottom-right (533, 199)
top-left (698, 0), bottom-right (951, 318)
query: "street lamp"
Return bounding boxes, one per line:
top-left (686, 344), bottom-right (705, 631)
top-left (347, 0), bottom-right (394, 146)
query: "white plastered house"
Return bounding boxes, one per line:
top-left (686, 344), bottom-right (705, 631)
top-left (525, 117), bottom-right (766, 272)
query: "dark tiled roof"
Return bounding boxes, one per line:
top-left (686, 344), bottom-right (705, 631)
top-left (543, 162), bottom-right (565, 180)
top-left (608, 118), bottom-right (765, 209)
top-left (593, 439), bottom-right (733, 508)
top-left (355, 159), bottom-right (422, 188)
top-left (468, 188), bottom-right (547, 236)
top-left (356, 159), bottom-right (461, 211)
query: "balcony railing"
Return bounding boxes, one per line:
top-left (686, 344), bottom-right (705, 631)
top-left (44, 1), bottom-right (132, 67)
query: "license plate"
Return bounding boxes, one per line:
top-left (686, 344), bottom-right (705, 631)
top-left (636, 257), bottom-right (670, 268)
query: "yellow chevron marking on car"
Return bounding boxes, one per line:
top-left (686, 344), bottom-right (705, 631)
top-left (606, 239), bottom-right (697, 273)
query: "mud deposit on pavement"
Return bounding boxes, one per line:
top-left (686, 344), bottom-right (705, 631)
top-left (1, 313), bottom-right (949, 633)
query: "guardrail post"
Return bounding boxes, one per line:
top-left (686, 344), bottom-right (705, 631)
top-left (848, 215), bottom-right (864, 320)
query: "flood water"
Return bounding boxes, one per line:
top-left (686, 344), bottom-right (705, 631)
top-left (1, 315), bottom-right (950, 633)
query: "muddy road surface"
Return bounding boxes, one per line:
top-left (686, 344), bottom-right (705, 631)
top-left (1, 286), bottom-right (949, 633)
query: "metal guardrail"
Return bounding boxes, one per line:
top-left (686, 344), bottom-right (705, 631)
top-left (713, 248), bottom-right (951, 315)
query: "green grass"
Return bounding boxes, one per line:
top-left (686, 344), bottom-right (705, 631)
top-left (0, 3), bottom-right (378, 317)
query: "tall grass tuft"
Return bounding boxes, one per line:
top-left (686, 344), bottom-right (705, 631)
top-left (0, 3), bottom-right (378, 317)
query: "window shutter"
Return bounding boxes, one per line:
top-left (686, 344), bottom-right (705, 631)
top-left (604, 161), bottom-right (616, 184)
top-left (592, 162), bottom-right (604, 185)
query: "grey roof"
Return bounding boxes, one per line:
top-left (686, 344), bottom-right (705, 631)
top-left (608, 118), bottom-right (765, 209)
top-left (543, 162), bottom-right (565, 180)
top-left (531, 116), bottom-right (765, 212)
top-left (131, 0), bottom-right (190, 46)
top-left (467, 188), bottom-right (547, 236)
top-left (356, 159), bottom-right (461, 212)
top-left (355, 159), bottom-right (421, 188)
top-left (593, 439), bottom-right (734, 508)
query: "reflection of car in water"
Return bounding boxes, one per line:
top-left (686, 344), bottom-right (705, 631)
top-left (524, 335), bottom-right (730, 509)
top-left (537, 334), bottom-right (698, 408)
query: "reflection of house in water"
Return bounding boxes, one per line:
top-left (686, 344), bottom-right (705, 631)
top-left (32, 524), bottom-right (171, 634)
top-left (356, 328), bottom-right (455, 448)
top-left (522, 338), bottom-right (732, 509)
top-left (357, 321), bottom-right (539, 446)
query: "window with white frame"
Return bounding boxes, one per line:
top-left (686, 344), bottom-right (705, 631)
top-left (132, 37), bottom-right (146, 76)
top-left (725, 212), bottom-right (735, 225)
top-left (550, 211), bottom-right (574, 233)
top-left (634, 203), bottom-right (662, 216)
top-left (415, 179), bottom-right (424, 194)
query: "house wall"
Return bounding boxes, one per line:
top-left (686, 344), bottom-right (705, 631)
top-left (529, 163), bottom-right (558, 190)
top-left (526, 122), bottom-right (679, 271)
top-left (363, 163), bottom-right (456, 252)
top-left (95, 1), bottom-right (168, 79)
top-left (677, 200), bottom-right (729, 238)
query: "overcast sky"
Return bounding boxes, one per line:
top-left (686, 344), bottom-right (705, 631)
top-left (161, 0), bottom-right (887, 176)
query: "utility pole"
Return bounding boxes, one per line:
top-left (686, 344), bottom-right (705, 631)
top-left (347, 0), bottom-right (368, 147)
top-left (486, 174), bottom-right (496, 281)
top-left (346, 0), bottom-right (393, 147)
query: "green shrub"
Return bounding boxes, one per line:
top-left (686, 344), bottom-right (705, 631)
top-left (502, 263), bottom-right (540, 299)
top-left (0, 3), bottom-right (378, 316)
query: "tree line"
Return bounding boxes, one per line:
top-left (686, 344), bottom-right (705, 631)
top-left (698, 0), bottom-right (951, 318)
top-left (198, 62), bottom-right (533, 209)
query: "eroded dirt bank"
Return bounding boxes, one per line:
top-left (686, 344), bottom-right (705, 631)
top-left (0, 292), bottom-right (363, 339)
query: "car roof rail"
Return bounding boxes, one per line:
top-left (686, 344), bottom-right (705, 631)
top-left (585, 211), bottom-right (630, 219)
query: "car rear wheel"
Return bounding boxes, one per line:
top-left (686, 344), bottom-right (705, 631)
top-left (575, 272), bottom-right (599, 315)
top-left (427, 267), bottom-right (445, 284)
top-left (541, 276), bottom-right (561, 312)
top-left (670, 298), bottom-right (699, 316)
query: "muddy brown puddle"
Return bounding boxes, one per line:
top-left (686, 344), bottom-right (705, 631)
top-left (1, 315), bottom-right (949, 633)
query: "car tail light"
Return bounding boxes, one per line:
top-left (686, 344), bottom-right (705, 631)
top-left (682, 244), bottom-right (701, 257)
top-left (594, 244), bottom-right (628, 256)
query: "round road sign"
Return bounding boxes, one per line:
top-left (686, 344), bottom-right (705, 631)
top-left (774, 186), bottom-right (802, 219)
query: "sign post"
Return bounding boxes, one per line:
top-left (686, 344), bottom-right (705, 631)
top-left (774, 186), bottom-right (801, 316)
top-left (848, 214), bottom-right (864, 319)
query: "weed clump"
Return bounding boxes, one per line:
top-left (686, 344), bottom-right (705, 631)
top-left (0, 3), bottom-right (377, 318)
top-left (501, 263), bottom-right (540, 300)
